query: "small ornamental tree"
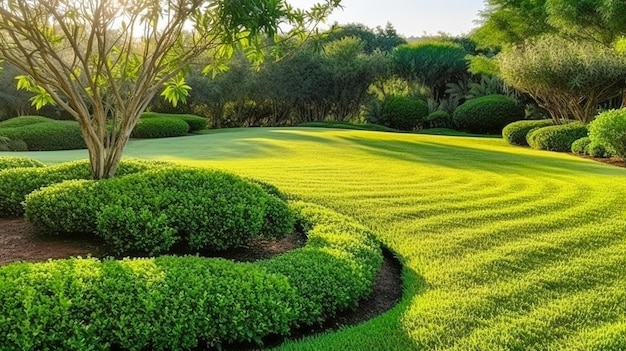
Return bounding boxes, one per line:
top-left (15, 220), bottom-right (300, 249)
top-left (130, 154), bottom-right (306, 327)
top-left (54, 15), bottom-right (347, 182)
top-left (498, 35), bottom-right (626, 124)
top-left (0, 0), bottom-right (340, 179)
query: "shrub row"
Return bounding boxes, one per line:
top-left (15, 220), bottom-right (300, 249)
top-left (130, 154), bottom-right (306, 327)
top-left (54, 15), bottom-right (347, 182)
top-left (131, 117), bottom-right (190, 138)
top-left (453, 94), bottom-right (525, 134)
top-left (503, 119), bottom-right (554, 146)
top-left (0, 202), bottom-right (383, 350)
top-left (526, 122), bottom-right (588, 152)
top-left (571, 137), bottom-right (612, 158)
top-left (25, 167), bottom-right (295, 255)
top-left (141, 112), bottom-right (207, 132)
top-left (0, 156), bottom-right (45, 172)
top-left (0, 159), bottom-right (163, 217)
top-left (0, 117), bottom-right (86, 151)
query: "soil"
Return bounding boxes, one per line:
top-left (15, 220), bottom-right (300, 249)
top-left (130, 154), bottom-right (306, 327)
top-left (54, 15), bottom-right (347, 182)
top-left (0, 217), bottom-right (403, 351)
top-left (579, 155), bottom-right (626, 168)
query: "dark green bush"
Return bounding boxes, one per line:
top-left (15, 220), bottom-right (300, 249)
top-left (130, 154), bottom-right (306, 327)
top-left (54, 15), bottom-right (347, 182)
top-left (368, 95), bottom-right (428, 131)
top-left (424, 110), bottom-right (451, 128)
top-left (1, 202), bottom-right (383, 350)
top-left (131, 117), bottom-right (190, 138)
top-left (453, 94), bottom-right (525, 134)
top-left (503, 119), bottom-right (555, 146)
top-left (0, 121), bottom-right (86, 151)
top-left (586, 142), bottom-right (611, 158)
top-left (571, 137), bottom-right (591, 154)
top-left (526, 122), bottom-right (588, 152)
top-left (5, 139), bottom-right (28, 151)
top-left (25, 166), bottom-right (296, 255)
top-left (0, 156), bottom-right (45, 172)
top-left (141, 112), bottom-right (207, 132)
top-left (0, 115), bottom-right (52, 128)
top-left (589, 109), bottom-right (626, 164)
top-left (1, 159), bottom-right (162, 217)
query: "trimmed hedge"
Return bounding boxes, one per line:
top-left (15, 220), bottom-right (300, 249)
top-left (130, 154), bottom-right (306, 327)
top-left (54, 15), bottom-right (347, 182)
top-left (0, 159), bottom-right (163, 217)
top-left (141, 112), bottom-right (207, 132)
top-left (526, 122), bottom-right (588, 152)
top-left (0, 202), bottom-right (383, 350)
top-left (376, 96), bottom-right (429, 131)
top-left (453, 94), bottom-right (525, 134)
top-left (0, 119), bottom-right (86, 151)
top-left (503, 119), bottom-right (555, 146)
top-left (0, 116), bottom-right (52, 128)
top-left (0, 156), bottom-right (45, 172)
top-left (589, 109), bottom-right (626, 163)
top-left (131, 117), bottom-right (190, 138)
top-left (25, 167), bottom-right (296, 255)
top-left (586, 142), bottom-right (611, 158)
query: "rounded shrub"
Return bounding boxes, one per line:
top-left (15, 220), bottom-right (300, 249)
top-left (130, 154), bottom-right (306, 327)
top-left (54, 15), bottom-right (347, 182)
top-left (25, 166), bottom-right (296, 255)
top-left (424, 110), bottom-right (451, 128)
top-left (0, 120), bottom-right (86, 151)
top-left (0, 115), bottom-right (52, 128)
top-left (0, 202), bottom-right (383, 350)
top-left (0, 156), bottom-right (45, 172)
top-left (589, 109), bottom-right (626, 163)
top-left (453, 94), bottom-right (525, 134)
top-left (0, 158), bottom-right (163, 217)
top-left (141, 112), bottom-right (207, 132)
top-left (375, 95), bottom-right (428, 131)
top-left (503, 119), bottom-right (555, 146)
top-left (571, 137), bottom-right (592, 155)
top-left (526, 122), bottom-right (588, 152)
top-left (131, 117), bottom-right (190, 138)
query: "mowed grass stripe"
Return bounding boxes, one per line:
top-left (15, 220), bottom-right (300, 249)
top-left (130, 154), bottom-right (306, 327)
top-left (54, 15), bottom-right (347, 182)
top-left (3, 128), bottom-right (625, 350)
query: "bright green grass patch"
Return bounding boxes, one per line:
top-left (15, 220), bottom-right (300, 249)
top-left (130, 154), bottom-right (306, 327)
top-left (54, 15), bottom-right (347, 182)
top-left (2, 128), bottom-right (626, 350)
top-left (299, 121), bottom-right (399, 132)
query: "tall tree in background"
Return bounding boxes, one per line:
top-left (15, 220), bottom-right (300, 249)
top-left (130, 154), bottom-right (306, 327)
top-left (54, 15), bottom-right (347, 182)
top-left (0, 0), bottom-right (340, 178)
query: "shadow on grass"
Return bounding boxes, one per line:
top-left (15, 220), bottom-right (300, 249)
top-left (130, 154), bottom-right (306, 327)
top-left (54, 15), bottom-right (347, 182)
top-left (336, 135), bottom-right (626, 177)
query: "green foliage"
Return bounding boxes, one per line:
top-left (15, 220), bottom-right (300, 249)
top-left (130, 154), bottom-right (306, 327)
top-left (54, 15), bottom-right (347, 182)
top-left (299, 121), bottom-right (398, 132)
top-left (453, 94), bottom-right (525, 134)
top-left (0, 115), bottom-right (51, 128)
top-left (571, 137), bottom-right (592, 154)
top-left (498, 36), bottom-right (626, 124)
top-left (526, 122), bottom-right (588, 151)
top-left (424, 110), bottom-right (451, 128)
top-left (585, 142), bottom-right (611, 158)
top-left (323, 23), bottom-right (407, 54)
top-left (0, 156), bottom-right (45, 171)
top-left (25, 166), bottom-right (295, 255)
top-left (0, 257), bottom-right (298, 350)
top-left (0, 118), bottom-right (86, 151)
top-left (589, 109), bottom-right (626, 163)
top-left (1, 201), bottom-right (382, 350)
top-left (392, 40), bottom-right (469, 100)
top-left (503, 119), bottom-right (555, 146)
top-left (141, 112), bottom-right (207, 132)
top-left (131, 117), bottom-right (190, 139)
top-left (369, 95), bottom-right (429, 131)
top-left (262, 202), bottom-right (382, 325)
top-left (0, 159), bottom-right (161, 217)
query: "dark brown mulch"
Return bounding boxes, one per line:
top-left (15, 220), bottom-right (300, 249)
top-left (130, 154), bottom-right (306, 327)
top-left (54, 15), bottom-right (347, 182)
top-left (0, 218), bottom-right (403, 350)
top-left (579, 155), bottom-right (626, 168)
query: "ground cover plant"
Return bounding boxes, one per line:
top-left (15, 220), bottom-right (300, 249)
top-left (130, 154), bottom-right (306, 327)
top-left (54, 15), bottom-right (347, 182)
top-left (2, 127), bottom-right (626, 350)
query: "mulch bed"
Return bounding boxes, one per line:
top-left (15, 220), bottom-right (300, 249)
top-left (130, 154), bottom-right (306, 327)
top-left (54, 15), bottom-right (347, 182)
top-left (0, 217), bottom-right (403, 350)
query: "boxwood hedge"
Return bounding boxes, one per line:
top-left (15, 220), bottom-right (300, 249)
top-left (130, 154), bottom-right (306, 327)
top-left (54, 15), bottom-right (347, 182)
top-left (0, 159), bottom-right (163, 217)
top-left (503, 119), bottom-right (554, 146)
top-left (453, 94), bottom-right (525, 134)
top-left (526, 122), bottom-right (589, 152)
top-left (141, 112), bottom-right (207, 132)
top-left (0, 120), bottom-right (86, 151)
top-left (0, 202), bottom-right (383, 350)
top-left (0, 156), bottom-right (46, 172)
top-left (0, 116), bottom-right (52, 128)
top-left (25, 166), bottom-right (296, 255)
top-left (131, 117), bottom-right (190, 138)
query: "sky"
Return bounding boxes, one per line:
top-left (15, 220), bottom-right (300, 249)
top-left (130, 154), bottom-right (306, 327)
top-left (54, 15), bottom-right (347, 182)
top-left (287, 0), bottom-right (487, 38)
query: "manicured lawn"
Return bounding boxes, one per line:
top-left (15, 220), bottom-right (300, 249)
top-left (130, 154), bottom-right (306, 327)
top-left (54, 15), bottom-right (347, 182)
top-left (3, 127), bottom-right (626, 350)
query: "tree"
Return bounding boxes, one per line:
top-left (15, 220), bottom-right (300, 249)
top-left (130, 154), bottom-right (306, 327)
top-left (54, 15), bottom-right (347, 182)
top-left (498, 35), bottom-right (626, 124)
top-left (391, 40), bottom-right (469, 100)
top-left (0, 0), bottom-right (340, 178)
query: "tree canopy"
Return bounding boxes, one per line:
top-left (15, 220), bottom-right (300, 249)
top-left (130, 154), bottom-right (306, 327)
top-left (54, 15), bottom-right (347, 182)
top-left (0, 0), bottom-right (340, 178)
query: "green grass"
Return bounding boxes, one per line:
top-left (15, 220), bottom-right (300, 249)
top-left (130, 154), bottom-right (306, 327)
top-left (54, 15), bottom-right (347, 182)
top-left (299, 121), bottom-right (400, 132)
top-left (3, 127), bottom-right (626, 350)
